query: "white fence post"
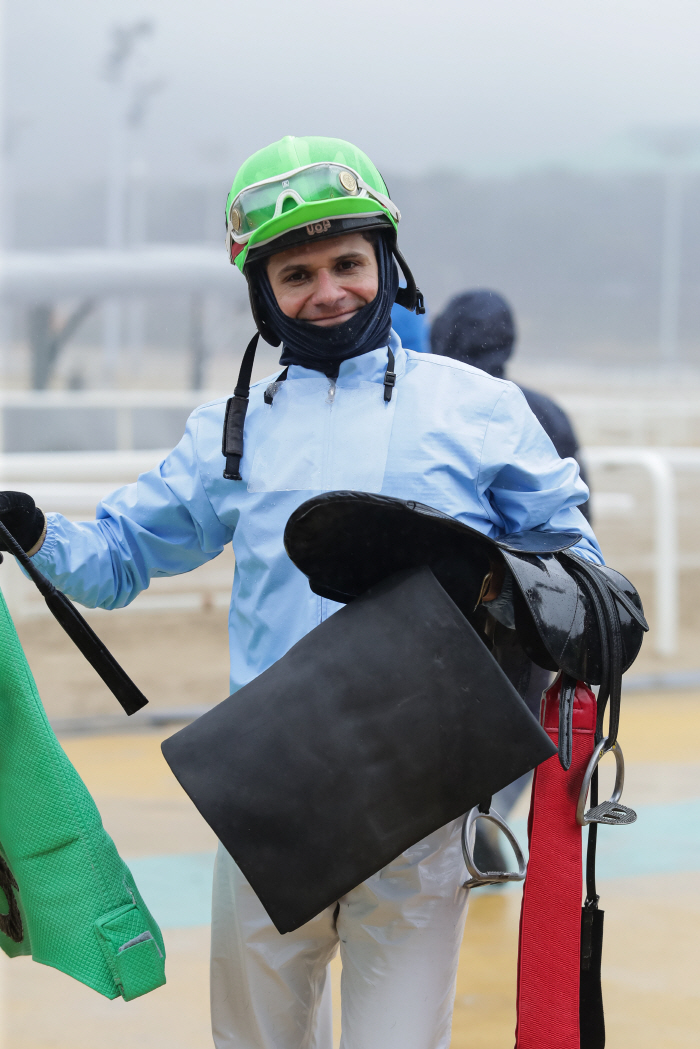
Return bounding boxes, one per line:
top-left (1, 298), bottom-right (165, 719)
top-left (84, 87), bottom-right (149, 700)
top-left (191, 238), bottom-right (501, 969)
top-left (585, 447), bottom-right (679, 657)
top-left (115, 406), bottom-right (134, 451)
top-left (645, 451), bottom-right (678, 656)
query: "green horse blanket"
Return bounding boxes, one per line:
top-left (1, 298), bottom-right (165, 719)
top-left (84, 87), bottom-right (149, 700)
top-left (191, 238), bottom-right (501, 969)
top-left (0, 586), bottom-right (165, 1001)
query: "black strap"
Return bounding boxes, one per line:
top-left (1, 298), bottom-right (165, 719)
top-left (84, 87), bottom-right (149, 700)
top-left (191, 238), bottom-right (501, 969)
top-left (585, 772), bottom-right (600, 904)
top-left (563, 553), bottom-right (624, 748)
top-left (558, 552), bottom-right (623, 1047)
top-left (0, 519), bottom-right (148, 716)
top-left (264, 367), bottom-right (289, 405)
top-left (383, 347), bottom-right (396, 402)
top-left (580, 768), bottom-right (605, 1048)
top-left (558, 672), bottom-right (577, 770)
top-left (579, 899), bottom-right (606, 1048)
top-left (222, 332), bottom-right (260, 480)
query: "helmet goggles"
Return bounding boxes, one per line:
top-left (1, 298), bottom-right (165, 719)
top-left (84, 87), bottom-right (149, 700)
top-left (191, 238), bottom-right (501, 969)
top-left (226, 162), bottom-right (400, 255)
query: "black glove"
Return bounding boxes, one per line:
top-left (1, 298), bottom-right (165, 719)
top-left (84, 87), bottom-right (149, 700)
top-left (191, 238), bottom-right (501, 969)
top-left (483, 569), bottom-right (516, 630)
top-left (0, 492), bottom-right (46, 554)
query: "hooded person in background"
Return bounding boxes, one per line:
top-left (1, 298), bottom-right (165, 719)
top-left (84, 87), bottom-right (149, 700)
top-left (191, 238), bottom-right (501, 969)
top-left (430, 289), bottom-right (590, 521)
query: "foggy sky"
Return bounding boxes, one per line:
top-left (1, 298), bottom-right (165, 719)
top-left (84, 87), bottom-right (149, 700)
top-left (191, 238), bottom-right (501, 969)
top-left (7, 0), bottom-right (700, 187)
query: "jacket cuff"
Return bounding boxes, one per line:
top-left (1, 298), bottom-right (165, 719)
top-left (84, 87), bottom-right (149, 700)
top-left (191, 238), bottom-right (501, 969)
top-left (29, 513), bottom-right (59, 569)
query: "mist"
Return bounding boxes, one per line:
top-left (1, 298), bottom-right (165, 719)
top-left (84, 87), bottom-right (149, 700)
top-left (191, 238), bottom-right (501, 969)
top-left (3, 0), bottom-right (700, 385)
top-left (8, 0), bottom-right (700, 183)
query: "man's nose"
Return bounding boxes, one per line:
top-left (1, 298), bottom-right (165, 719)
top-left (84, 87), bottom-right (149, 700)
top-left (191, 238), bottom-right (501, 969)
top-left (311, 268), bottom-right (344, 306)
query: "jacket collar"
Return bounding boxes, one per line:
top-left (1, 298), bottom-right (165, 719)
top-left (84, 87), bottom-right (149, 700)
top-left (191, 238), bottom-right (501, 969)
top-left (286, 330), bottom-right (406, 386)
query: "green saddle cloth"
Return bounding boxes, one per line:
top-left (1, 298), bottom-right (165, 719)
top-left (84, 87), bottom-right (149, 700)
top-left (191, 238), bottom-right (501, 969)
top-left (0, 586), bottom-right (166, 1001)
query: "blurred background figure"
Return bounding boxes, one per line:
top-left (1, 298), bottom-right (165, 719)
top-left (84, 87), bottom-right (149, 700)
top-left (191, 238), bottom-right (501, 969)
top-left (430, 288), bottom-right (590, 520)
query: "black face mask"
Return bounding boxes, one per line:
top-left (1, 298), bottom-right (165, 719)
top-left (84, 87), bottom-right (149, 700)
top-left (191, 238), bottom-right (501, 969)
top-left (249, 234), bottom-right (400, 377)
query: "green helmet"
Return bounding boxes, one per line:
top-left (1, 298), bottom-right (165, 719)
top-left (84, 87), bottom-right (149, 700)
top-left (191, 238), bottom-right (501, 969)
top-left (225, 135), bottom-right (401, 272)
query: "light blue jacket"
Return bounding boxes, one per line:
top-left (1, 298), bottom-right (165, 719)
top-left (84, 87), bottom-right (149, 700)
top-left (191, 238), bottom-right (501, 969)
top-left (31, 336), bottom-right (602, 694)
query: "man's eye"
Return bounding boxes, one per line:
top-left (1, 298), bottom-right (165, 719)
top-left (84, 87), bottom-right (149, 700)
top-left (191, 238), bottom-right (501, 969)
top-left (338, 260), bottom-right (357, 271)
top-left (286, 271), bottom-right (307, 283)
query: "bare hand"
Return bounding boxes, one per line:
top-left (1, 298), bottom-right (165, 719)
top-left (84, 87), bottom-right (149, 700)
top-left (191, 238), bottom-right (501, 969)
top-left (481, 561), bottom-right (505, 603)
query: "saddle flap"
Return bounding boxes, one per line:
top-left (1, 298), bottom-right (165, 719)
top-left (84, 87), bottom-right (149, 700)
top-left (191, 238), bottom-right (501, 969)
top-left (162, 567), bottom-right (555, 934)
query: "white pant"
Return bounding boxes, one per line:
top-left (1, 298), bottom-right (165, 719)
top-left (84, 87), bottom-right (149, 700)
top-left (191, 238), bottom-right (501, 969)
top-left (211, 817), bottom-right (470, 1049)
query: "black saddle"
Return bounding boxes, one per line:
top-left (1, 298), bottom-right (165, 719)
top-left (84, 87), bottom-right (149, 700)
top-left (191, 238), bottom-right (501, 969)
top-left (163, 491), bottom-right (646, 935)
top-left (283, 490), bottom-right (647, 685)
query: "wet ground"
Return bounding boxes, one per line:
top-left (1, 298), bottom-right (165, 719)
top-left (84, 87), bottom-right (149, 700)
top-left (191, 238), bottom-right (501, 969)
top-left (1, 686), bottom-right (698, 1048)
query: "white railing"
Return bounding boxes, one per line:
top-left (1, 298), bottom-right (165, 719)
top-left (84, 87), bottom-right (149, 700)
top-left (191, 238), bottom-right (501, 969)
top-left (0, 449), bottom-right (234, 619)
top-left (0, 391), bottom-right (226, 454)
top-left (585, 447), bottom-right (700, 656)
top-left (0, 446), bottom-right (698, 655)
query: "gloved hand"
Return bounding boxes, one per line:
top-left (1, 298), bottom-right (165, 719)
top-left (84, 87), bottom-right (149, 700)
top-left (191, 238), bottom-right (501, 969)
top-left (0, 492), bottom-right (46, 555)
top-left (482, 568), bottom-right (516, 630)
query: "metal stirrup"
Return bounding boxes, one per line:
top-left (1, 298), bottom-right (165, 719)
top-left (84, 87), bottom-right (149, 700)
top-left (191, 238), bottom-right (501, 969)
top-left (461, 806), bottom-right (527, 889)
top-left (576, 737), bottom-right (637, 826)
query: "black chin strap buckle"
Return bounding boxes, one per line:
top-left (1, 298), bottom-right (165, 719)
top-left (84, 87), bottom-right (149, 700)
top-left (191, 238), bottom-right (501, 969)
top-left (222, 332), bottom-right (260, 481)
top-left (383, 347), bottom-right (396, 402)
top-left (392, 242), bottom-right (425, 314)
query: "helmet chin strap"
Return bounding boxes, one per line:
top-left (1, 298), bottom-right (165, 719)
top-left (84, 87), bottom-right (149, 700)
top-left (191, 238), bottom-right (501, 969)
top-left (222, 333), bottom-right (399, 482)
top-left (247, 281), bottom-right (281, 348)
top-left (224, 229), bottom-right (418, 481)
top-left (392, 244), bottom-right (425, 315)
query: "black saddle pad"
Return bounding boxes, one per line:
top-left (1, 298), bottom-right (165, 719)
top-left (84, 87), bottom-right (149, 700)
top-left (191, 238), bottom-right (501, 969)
top-left (162, 567), bottom-right (555, 933)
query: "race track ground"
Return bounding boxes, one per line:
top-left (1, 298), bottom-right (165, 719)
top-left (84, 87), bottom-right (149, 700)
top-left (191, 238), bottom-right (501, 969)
top-left (2, 690), bottom-right (698, 1048)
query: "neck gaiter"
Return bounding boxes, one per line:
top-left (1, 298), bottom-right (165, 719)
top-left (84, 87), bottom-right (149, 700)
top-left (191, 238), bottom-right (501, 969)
top-left (250, 234), bottom-right (399, 377)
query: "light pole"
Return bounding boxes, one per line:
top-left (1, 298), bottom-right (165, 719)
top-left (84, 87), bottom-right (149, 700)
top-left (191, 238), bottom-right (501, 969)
top-left (103, 21), bottom-right (154, 250)
top-left (658, 167), bottom-right (684, 364)
top-left (124, 78), bottom-right (164, 374)
top-left (637, 127), bottom-right (700, 366)
top-left (101, 21), bottom-right (154, 384)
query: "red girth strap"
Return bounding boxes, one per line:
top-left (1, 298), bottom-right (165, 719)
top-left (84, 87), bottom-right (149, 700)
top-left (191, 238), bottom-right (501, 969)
top-left (515, 677), bottom-right (597, 1049)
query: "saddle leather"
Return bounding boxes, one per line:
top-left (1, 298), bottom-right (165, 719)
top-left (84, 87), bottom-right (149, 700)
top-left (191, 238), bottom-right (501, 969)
top-left (284, 490), bottom-right (646, 684)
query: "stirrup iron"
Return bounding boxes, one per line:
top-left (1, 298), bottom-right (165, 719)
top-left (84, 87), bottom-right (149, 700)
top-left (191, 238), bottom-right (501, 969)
top-left (576, 738), bottom-right (637, 826)
top-left (461, 806), bottom-right (527, 889)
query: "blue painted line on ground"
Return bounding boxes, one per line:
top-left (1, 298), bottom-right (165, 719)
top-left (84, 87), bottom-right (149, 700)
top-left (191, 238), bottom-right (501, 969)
top-left (590, 796), bottom-right (700, 879)
top-left (128, 799), bottom-right (700, 929)
top-left (129, 851), bottom-right (216, 929)
top-left (512, 797), bottom-right (700, 879)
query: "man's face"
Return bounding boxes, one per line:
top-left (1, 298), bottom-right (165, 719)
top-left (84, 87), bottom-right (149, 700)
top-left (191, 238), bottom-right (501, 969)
top-left (265, 232), bottom-right (379, 327)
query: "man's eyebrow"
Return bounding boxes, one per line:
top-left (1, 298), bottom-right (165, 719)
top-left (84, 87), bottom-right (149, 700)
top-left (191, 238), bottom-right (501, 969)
top-left (275, 250), bottom-right (368, 277)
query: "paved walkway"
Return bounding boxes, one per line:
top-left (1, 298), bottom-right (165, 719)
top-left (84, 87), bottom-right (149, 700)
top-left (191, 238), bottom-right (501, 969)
top-left (4, 691), bottom-right (699, 1047)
